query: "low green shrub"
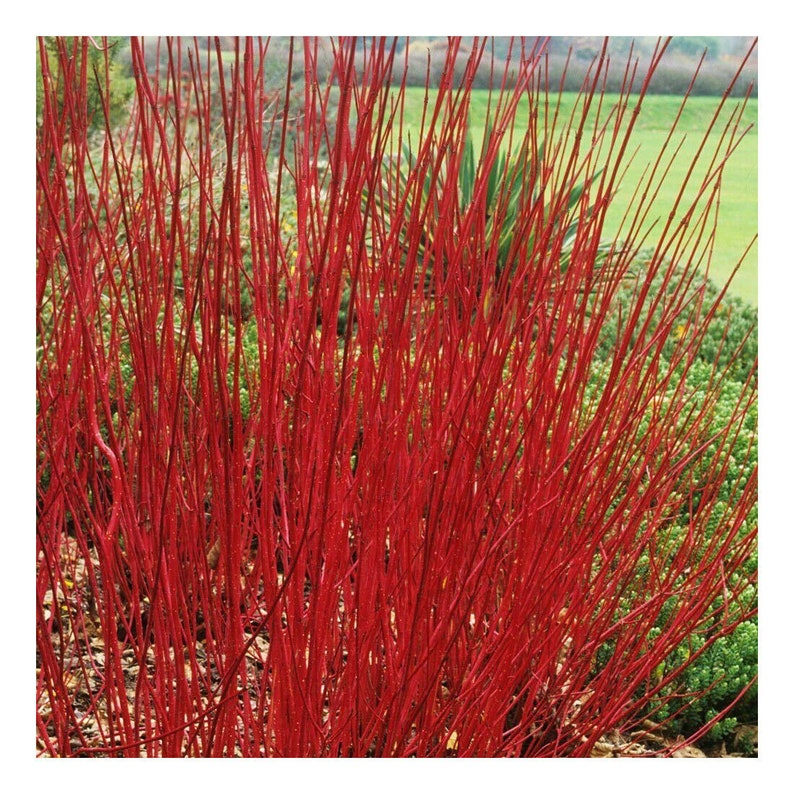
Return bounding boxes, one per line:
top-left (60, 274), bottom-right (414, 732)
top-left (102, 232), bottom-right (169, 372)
top-left (649, 620), bottom-right (757, 744)
top-left (590, 267), bottom-right (758, 743)
top-left (597, 253), bottom-right (757, 384)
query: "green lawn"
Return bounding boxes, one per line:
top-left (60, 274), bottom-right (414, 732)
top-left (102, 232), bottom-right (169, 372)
top-left (398, 89), bottom-right (758, 304)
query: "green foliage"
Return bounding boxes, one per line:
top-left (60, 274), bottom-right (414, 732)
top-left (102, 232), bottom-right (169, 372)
top-left (597, 253), bottom-right (757, 383)
top-left (666, 37), bottom-right (731, 58)
top-left (589, 268), bottom-right (757, 742)
top-left (37, 37), bottom-right (135, 134)
top-left (651, 621), bottom-right (757, 743)
top-left (358, 117), bottom-right (606, 332)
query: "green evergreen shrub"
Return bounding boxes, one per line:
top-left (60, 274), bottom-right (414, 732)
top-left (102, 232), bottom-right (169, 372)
top-left (591, 267), bottom-right (757, 744)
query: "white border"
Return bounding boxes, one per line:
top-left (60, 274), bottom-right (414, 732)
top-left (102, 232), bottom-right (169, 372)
top-left (8, 5), bottom-right (788, 788)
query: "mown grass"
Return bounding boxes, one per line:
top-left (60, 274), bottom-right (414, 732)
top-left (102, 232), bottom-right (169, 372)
top-left (400, 88), bottom-right (758, 304)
